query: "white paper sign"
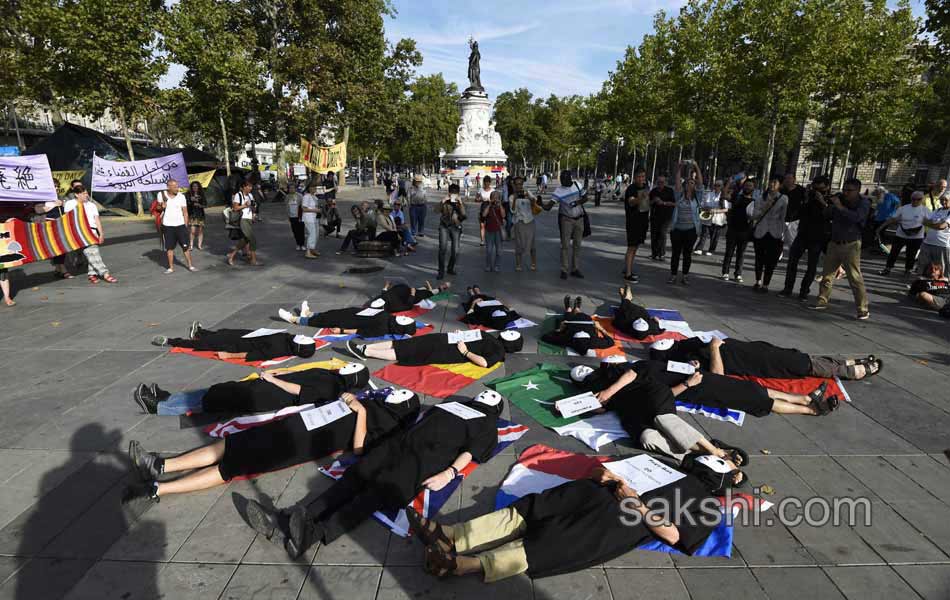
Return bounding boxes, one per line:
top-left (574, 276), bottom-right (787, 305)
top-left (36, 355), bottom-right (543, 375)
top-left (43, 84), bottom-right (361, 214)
top-left (242, 328), bottom-right (287, 338)
top-left (667, 360), bottom-right (696, 375)
top-left (447, 329), bottom-right (483, 344)
top-left (555, 392), bottom-right (602, 418)
top-left (476, 299), bottom-right (503, 308)
top-left (0, 154), bottom-right (58, 203)
top-left (356, 307), bottom-right (384, 317)
top-left (604, 454), bottom-right (686, 494)
top-left (300, 399), bottom-right (353, 431)
top-left (436, 401), bottom-right (485, 420)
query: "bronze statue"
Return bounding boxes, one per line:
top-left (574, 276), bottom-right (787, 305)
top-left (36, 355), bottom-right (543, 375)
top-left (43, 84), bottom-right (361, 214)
top-left (467, 38), bottom-right (483, 91)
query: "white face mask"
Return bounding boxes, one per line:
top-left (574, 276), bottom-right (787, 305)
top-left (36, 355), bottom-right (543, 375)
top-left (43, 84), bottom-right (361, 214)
top-left (370, 298), bottom-right (386, 309)
top-left (385, 389), bottom-right (414, 404)
top-left (395, 316), bottom-right (414, 326)
top-left (500, 330), bottom-right (521, 342)
top-left (695, 454), bottom-right (732, 474)
top-left (474, 390), bottom-right (502, 407)
top-left (339, 363), bottom-right (365, 375)
top-left (293, 334), bottom-right (315, 346)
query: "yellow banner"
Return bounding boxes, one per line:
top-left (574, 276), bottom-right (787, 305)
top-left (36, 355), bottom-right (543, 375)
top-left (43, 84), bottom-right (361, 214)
top-left (188, 169), bottom-right (216, 189)
top-left (51, 170), bottom-right (86, 197)
top-left (300, 137), bottom-right (347, 174)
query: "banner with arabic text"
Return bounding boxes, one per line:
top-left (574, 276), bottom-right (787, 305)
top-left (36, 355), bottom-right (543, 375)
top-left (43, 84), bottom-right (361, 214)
top-left (0, 154), bottom-right (58, 203)
top-left (300, 137), bottom-right (346, 174)
top-left (91, 152), bottom-right (189, 192)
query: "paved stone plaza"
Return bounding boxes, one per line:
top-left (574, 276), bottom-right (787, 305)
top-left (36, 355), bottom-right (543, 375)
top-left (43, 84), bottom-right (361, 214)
top-left (0, 186), bottom-right (948, 599)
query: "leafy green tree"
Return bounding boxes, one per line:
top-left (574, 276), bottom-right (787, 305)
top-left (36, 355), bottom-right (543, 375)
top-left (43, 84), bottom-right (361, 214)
top-left (493, 88), bottom-right (546, 173)
top-left (392, 74), bottom-right (459, 169)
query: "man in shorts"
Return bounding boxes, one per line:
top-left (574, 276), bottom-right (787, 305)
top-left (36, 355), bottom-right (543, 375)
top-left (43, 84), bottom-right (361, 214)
top-left (157, 180), bottom-right (196, 274)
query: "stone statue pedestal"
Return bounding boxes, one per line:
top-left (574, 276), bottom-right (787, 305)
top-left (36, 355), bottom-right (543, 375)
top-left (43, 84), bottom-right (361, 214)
top-left (443, 89), bottom-right (507, 174)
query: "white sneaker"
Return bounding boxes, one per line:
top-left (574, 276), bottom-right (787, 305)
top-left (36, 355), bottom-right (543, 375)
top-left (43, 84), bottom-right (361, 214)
top-left (164, 268), bottom-right (173, 274)
top-left (300, 300), bottom-right (312, 318)
top-left (704, 251), bottom-right (713, 256)
top-left (693, 249), bottom-right (702, 255)
top-left (720, 273), bottom-right (729, 280)
top-left (278, 308), bottom-right (297, 324)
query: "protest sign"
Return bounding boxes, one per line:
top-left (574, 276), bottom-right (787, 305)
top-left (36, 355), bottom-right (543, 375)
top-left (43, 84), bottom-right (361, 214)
top-left (300, 137), bottom-right (347, 174)
top-left (188, 169), bottom-right (216, 189)
top-left (0, 154), bottom-right (58, 203)
top-left (51, 170), bottom-right (86, 196)
top-left (91, 152), bottom-right (189, 192)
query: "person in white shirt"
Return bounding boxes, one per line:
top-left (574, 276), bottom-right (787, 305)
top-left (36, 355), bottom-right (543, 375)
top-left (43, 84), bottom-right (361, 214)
top-left (157, 179), bottom-right (196, 274)
top-left (511, 175), bottom-right (549, 271)
top-left (877, 191), bottom-right (928, 276)
top-left (918, 193), bottom-right (950, 274)
top-left (227, 180), bottom-right (261, 266)
top-left (301, 182), bottom-right (322, 259)
top-left (553, 170), bottom-right (588, 279)
top-left (696, 180), bottom-right (728, 255)
top-left (285, 185), bottom-right (305, 250)
top-left (63, 184), bottom-right (117, 284)
top-left (477, 175), bottom-right (493, 245)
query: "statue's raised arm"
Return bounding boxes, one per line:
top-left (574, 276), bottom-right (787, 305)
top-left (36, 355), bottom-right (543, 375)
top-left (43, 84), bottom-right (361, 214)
top-left (467, 38), bottom-right (483, 91)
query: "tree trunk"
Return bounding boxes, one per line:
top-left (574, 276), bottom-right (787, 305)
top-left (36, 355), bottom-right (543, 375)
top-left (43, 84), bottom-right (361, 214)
top-left (630, 146), bottom-right (637, 180)
top-left (117, 106), bottom-right (144, 216)
top-left (338, 125), bottom-right (350, 187)
top-left (650, 142), bottom-right (658, 184)
top-left (837, 128), bottom-right (855, 191)
top-left (219, 111), bottom-right (231, 178)
top-left (761, 116), bottom-right (778, 192)
top-left (372, 151), bottom-right (379, 187)
top-left (8, 104), bottom-right (23, 151)
top-left (712, 139), bottom-right (719, 182)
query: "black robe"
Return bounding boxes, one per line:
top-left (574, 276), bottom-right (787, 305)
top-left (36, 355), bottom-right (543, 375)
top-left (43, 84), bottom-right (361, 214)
top-left (200, 368), bottom-right (347, 413)
top-left (218, 388), bottom-right (421, 480)
top-left (461, 300), bottom-right (521, 331)
top-left (373, 284), bottom-right (434, 313)
top-left (632, 360), bottom-right (773, 417)
top-left (670, 337), bottom-right (812, 379)
top-left (541, 312), bottom-right (614, 355)
top-left (306, 307), bottom-right (400, 338)
top-left (513, 475), bottom-right (717, 578)
top-left (461, 293), bottom-right (494, 312)
top-left (393, 332), bottom-right (506, 367)
top-left (612, 299), bottom-right (664, 339)
top-left (168, 328), bottom-right (295, 361)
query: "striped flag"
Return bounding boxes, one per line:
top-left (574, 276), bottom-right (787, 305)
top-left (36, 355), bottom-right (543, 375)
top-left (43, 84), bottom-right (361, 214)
top-left (0, 203), bottom-right (101, 268)
top-left (373, 361), bottom-right (502, 399)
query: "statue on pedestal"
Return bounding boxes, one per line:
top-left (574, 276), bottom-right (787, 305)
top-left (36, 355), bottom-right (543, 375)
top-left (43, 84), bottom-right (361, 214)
top-left (467, 38), bottom-right (483, 92)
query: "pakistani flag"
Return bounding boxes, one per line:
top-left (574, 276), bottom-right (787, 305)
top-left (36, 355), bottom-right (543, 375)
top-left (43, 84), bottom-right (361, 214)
top-left (486, 363), bottom-right (581, 428)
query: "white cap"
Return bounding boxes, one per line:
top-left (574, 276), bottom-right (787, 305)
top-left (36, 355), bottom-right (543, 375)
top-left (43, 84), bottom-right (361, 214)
top-left (651, 338), bottom-right (674, 351)
top-left (395, 315), bottom-right (415, 326)
top-left (385, 388), bottom-right (414, 404)
top-left (633, 318), bottom-right (649, 332)
top-left (572, 331), bottom-right (590, 339)
top-left (474, 390), bottom-right (503, 407)
top-left (293, 335), bottom-right (315, 345)
top-left (491, 309), bottom-right (507, 317)
top-left (500, 330), bottom-right (521, 341)
top-left (370, 298), bottom-right (386, 309)
top-left (339, 363), bottom-right (365, 374)
top-left (601, 355), bottom-right (627, 364)
top-left (570, 365), bottom-right (594, 383)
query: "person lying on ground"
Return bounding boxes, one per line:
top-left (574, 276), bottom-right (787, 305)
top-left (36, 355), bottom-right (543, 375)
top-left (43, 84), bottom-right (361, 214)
top-left (132, 362), bottom-right (370, 416)
top-left (345, 329), bottom-right (523, 368)
top-left (408, 453), bottom-right (742, 581)
top-left (577, 357), bottom-right (838, 418)
top-left (570, 359), bottom-right (751, 465)
top-left (151, 321), bottom-right (318, 362)
top-left (612, 284), bottom-right (664, 340)
top-left (241, 390), bottom-right (505, 558)
top-left (540, 295), bottom-right (615, 355)
top-left (459, 285), bottom-right (523, 331)
top-left (908, 262), bottom-right (949, 311)
top-left (368, 280), bottom-right (451, 313)
top-left (122, 387), bottom-right (420, 505)
top-left (277, 302), bottom-right (418, 338)
top-left (650, 336), bottom-right (882, 380)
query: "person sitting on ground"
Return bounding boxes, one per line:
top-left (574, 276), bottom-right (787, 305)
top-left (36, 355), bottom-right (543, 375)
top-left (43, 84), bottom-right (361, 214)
top-left (569, 359), bottom-right (751, 464)
top-left (132, 362), bottom-right (369, 416)
top-left (277, 301), bottom-right (418, 338)
top-left (122, 387), bottom-right (420, 505)
top-left (367, 280), bottom-right (451, 313)
top-left (459, 285), bottom-right (522, 331)
top-left (346, 329), bottom-right (522, 368)
top-left (612, 284), bottom-right (664, 340)
top-left (337, 205), bottom-right (375, 254)
top-left (651, 336), bottom-right (882, 380)
top-left (374, 202), bottom-right (407, 255)
top-left (408, 453), bottom-right (739, 581)
top-left (541, 295), bottom-right (615, 355)
top-left (242, 390), bottom-right (505, 558)
top-left (150, 321), bottom-right (317, 362)
top-left (908, 262), bottom-right (950, 311)
top-left (321, 198), bottom-right (342, 238)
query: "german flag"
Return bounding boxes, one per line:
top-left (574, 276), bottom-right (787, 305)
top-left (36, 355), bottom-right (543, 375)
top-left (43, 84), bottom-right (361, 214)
top-left (372, 361), bottom-right (502, 398)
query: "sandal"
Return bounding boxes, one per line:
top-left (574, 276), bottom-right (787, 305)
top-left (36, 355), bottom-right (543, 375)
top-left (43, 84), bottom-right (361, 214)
top-left (423, 544), bottom-right (459, 578)
top-left (88, 274), bottom-right (99, 284)
top-left (56, 272), bottom-right (74, 280)
top-left (865, 358), bottom-right (882, 377)
top-left (710, 439), bottom-right (749, 467)
top-left (807, 382), bottom-right (828, 405)
top-left (102, 274), bottom-right (118, 284)
top-left (406, 508), bottom-right (453, 551)
top-left (854, 355), bottom-right (876, 367)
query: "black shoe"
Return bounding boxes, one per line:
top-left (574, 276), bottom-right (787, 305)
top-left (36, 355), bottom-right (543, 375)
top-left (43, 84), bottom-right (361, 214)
top-left (570, 270), bottom-right (584, 279)
top-left (288, 504), bottom-right (321, 559)
top-left (121, 482), bottom-right (159, 506)
top-left (346, 339), bottom-right (367, 360)
top-left (563, 295), bottom-right (571, 311)
top-left (128, 440), bottom-right (163, 480)
top-left (246, 499), bottom-right (289, 552)
top-left (573, 296), bottom-right (582, 311)
top-left (188, 320), bottom-right (202, 340)
top-left (777, 289), bottom-right (793, 298)
top-left (624, 273), bottom-right (639, 283)
top-left (797, 292), bottom-right (809, 302)
top-left (151, 384), bottom-right (170, 401)
top-left (807, 382), bottom-right (828, 405)
top-left (133, 385), bottom-right (159, 414)
top-left (560, 271), bottom-right (568, 280)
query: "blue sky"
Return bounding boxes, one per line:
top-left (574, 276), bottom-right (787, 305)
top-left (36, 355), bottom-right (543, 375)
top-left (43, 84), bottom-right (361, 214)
top-left (161, 0), bottom-right (929, 99)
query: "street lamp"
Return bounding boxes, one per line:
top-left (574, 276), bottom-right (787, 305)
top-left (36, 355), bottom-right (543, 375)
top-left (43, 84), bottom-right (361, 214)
top-left (248, 109), bottom-right (259, 176)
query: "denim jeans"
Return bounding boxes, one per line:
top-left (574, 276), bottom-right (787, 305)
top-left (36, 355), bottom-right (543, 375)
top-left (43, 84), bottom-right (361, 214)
top-left (410, 204), bottom-right (427, 235)
top-left (438, 225), bottom-right (461, 275)
top-left (157, 388), bottom-right (207, 415)
top-left (485, 230), bottom-right (502, 271)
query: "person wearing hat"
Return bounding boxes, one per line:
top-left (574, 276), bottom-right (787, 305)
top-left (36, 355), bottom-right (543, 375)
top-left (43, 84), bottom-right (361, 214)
top-left (347, 329), bottom-right (522, 368)
top-left (390, 198), bottom-right (417, 249)
top-left (276, 302), bottom-right (419, 338)
top-left (460, 285), bottom-right (523, 331)
top-left (150, 322), bottom-right (317, 363)
top-left (650, 336), bottom-right (882, 381)
top-left (409, 174), bottom-right (428, 237)
top-left (122, 384), bottom-right (418, 505)
top-left (243, 390), bottom-right (504, 558)
top-left (612, 285), bottom-right (664, 340)
top-left (368, 280), bottom-right (451, 313)
top-left (541, 295), bottom-right (614, 356)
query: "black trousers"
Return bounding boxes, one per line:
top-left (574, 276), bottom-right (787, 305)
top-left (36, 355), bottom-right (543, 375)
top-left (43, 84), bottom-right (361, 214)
top-left (289, 217), bottom-right (305, 247)
top-left (753, 234), bottom-right (783, 286)
top-left (303, 474), bottom-right (384, 547)
top-left (670, 228), bottom-right (698, 275)
top-left (698, 224), bottom-right (723, 253)
top-left (650, 214), bottom-right (672, 258)
top-left (722, 230), bottom-right (750, 276)
top-left (885, 237), bottom-right (922, 272)
top-left (783, 235), bottom-right (825, 295)
top-left (322, 218), bottom-right (342, 236)
top-left (340, 229), bottom-right (367, 251)
top-left (375, 231), bottom-right (402, 252)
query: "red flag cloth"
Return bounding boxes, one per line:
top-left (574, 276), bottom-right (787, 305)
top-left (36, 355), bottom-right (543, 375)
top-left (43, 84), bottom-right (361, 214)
top-left (593, 316), bottom-right (687, 344)
top-left (729, 375), bottom-right (849, 403)
top-left (372, 361), bottom-right (502, 398)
